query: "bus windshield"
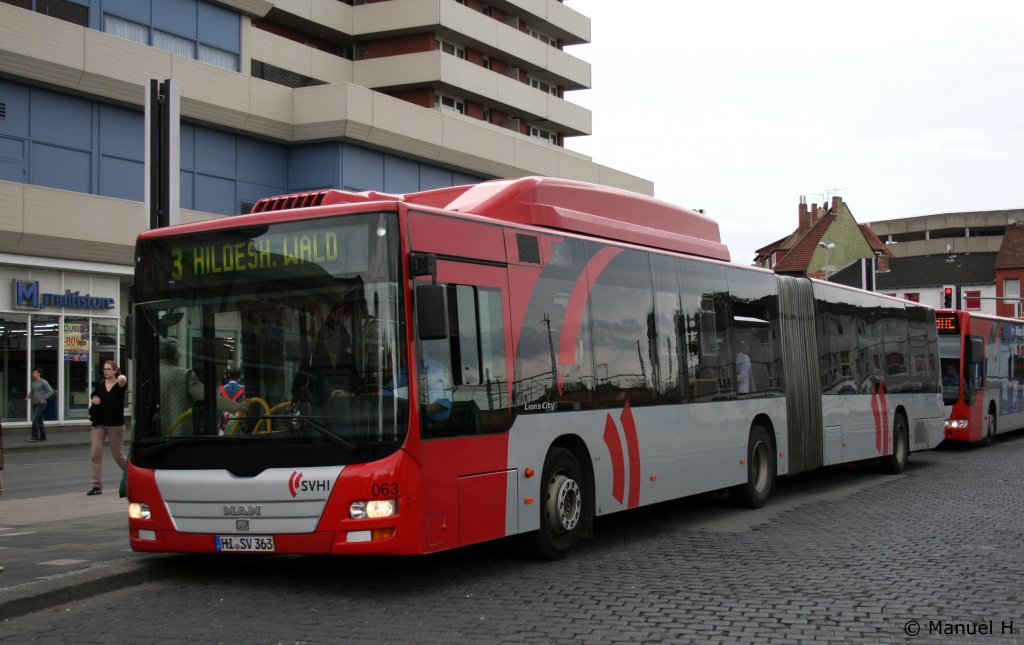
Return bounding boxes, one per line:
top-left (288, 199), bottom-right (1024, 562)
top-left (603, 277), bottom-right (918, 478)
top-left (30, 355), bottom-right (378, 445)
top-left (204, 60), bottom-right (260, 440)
top-left (938, 334), bottom-right (962, 405)
top-left (131, 212), bottom-right (408, 470)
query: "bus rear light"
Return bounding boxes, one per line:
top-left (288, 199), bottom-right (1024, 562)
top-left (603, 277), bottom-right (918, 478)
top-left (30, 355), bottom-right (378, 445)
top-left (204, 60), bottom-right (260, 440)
top-left (129, 503), bottom-right (151, 520)
top-left (945, 419), bottom-right (969, 429)
top-left (350, 499), bottom-right (397, 519)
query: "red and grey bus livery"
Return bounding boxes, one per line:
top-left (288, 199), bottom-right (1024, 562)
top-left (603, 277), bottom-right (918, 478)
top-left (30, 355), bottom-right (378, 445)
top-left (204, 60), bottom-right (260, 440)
top-left (126, 177), bottom-right (945, 559)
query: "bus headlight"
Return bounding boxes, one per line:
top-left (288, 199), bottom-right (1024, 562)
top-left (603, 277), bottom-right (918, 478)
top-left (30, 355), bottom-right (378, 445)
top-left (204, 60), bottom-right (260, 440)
top-left (129, 503), bottom-right (151, 520)
top-left (944, 419), bottom-right (969, 429)
top-left (350, 499), bottom-right (397, 519)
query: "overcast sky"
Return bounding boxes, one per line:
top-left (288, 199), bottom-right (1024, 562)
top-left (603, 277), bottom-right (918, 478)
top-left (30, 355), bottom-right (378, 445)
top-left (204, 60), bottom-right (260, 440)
top-left (564, 1), bottom-right (1024, 265)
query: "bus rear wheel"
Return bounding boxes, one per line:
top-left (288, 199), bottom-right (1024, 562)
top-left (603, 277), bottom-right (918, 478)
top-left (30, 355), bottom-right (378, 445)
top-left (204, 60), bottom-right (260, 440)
top-left (879, 413), bottom-right (909, 474)
top-left (730, 425), bottom-right (774, 508)
top-left (528, 447), bottom-right (584, 560)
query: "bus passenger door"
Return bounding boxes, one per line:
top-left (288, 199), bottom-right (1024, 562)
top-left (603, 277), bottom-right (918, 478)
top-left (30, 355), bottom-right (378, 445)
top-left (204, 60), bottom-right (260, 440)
top-left (415, 260), bottom-right (516, 549)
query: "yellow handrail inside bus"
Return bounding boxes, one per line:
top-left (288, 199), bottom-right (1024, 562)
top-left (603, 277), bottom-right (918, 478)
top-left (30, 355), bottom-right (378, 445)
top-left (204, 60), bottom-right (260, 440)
top-left (252, 401), bottom-right (292, 434)
top-left (167, 398), bottom-right (291, 436)
top-left (224, 397), bottom-right (271, 436)
top-left (167, 409), bottom-right (192, 437)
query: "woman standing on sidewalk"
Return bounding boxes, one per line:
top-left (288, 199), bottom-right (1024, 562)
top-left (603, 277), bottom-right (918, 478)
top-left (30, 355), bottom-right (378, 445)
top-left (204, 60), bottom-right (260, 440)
top-left (86, 360), bottom-right (127, 496)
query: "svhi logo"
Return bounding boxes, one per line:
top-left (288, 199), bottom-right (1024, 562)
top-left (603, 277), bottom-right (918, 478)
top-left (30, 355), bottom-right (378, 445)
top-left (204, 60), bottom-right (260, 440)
top-left (288, 471), bottom-right (331, 497)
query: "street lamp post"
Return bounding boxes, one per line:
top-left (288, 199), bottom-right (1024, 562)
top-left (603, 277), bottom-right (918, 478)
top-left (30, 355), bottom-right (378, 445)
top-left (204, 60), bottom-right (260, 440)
top-left (817, 242), bottom-right (835, 280)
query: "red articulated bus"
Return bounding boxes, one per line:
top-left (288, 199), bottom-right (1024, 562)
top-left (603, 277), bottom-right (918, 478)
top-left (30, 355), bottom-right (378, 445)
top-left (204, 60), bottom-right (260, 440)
top-left (936, 309), bottom-right (1024, 444)
top-left (127, 177), bottom-right (944, 559)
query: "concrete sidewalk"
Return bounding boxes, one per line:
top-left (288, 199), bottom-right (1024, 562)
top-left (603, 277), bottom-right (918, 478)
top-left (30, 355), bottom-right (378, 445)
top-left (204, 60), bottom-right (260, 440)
top-left (0, 422), bottom-right (152, 621)
top-left (0, 492), bottom-right (167, 621)
top-left (2, 423), bottom-right (96, 453)
top-left (0, 421), bottom-right (153, 622)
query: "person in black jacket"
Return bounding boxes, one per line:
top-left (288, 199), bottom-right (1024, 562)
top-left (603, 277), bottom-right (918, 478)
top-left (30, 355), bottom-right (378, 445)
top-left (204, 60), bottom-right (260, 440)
top-left (291, 304), bottom-right (360, 437)
top-left (87, 360), bottom-right (128, 496)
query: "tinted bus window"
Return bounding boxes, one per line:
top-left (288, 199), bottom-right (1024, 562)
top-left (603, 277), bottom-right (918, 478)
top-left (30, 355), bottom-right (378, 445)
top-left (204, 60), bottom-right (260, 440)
top-left (727, 268), bottom-right (782, 396)
top-left (906, 305), bottom-right (940, 393)
top-left (513, 237), bottom-right (594, 412)
top-left (816, 291), bottom-right (883, 395)
top-left (679, 259), bottom-right (731, 401)
top-left (588, 245), bottom-right (657, 408)
top-left (651, 254), bottom-right (684, 403)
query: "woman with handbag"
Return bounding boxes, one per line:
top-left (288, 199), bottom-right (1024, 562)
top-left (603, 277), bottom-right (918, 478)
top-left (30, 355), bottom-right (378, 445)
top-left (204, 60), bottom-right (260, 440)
top-left (87, 360), bottom-right (128, 496)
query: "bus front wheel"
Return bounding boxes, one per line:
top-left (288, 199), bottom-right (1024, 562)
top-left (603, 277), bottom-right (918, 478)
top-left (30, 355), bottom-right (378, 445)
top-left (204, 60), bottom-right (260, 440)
top-left (528, 447), bottom-right (584, 560)
top-left (730, 425), bottom-right (774, 509)
top-left (981, 407), bottom-right (996, 446)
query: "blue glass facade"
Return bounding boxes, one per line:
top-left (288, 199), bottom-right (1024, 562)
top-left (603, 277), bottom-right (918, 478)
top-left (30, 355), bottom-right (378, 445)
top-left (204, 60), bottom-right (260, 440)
top-left (0, 79), bottom-right (484, 214)
top-left (0, 1), bottom-right (484, 213)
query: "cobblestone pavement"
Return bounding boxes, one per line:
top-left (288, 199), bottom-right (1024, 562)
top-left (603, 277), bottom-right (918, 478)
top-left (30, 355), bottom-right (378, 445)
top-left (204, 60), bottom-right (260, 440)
top-left (3, 434), bottom-right (1023, 644)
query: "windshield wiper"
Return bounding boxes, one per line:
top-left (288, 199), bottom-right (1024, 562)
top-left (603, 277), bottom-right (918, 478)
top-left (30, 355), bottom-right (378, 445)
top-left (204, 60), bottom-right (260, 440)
top-left (136, 415), bottom-right (359, 455)
top-left (135, 436), bottom-right (219, 457)
top-left (295, 416), bottom-right (359, 453)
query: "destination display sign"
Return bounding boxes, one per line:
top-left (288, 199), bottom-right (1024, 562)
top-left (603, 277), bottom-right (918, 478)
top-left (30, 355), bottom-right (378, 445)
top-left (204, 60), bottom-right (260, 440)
top-left (168, 230), bottom-right (352, 280)
top-left (153, 221), bottom-right (370, 288)
top-left (935, 313), bottom-right (960, 333)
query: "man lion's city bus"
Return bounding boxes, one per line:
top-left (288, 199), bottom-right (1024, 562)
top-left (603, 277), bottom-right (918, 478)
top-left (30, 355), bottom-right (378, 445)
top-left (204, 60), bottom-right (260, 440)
top-left (936, 310), bottom-right (1024, 444)
top-left (127, 177), bottom-right (945, 559)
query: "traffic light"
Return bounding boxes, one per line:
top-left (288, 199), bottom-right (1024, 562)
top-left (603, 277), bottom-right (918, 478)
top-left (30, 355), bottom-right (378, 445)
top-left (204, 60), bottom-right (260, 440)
top-left (943, 287), bottom-right (953, 308)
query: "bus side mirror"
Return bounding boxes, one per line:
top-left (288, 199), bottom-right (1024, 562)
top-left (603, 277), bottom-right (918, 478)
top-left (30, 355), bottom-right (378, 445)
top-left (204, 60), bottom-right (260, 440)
top-left (416, 284), bottom-right (448, 341)
top-left (409, 253), bottom-right (437, 282)
top-left (126, 314), bottom-right (134, 359)
top-left (126, 285), bottom-right (135, 358)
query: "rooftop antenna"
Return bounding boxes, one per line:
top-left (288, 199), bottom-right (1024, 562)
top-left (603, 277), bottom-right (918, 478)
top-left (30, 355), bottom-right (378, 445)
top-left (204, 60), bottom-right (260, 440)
top-left (823, 186), bottom-right (848, 203)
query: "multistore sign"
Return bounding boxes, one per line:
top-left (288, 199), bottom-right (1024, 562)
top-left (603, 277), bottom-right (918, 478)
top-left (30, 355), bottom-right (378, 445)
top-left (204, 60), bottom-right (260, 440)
top-left (13, 280), bottom-right (115, 311)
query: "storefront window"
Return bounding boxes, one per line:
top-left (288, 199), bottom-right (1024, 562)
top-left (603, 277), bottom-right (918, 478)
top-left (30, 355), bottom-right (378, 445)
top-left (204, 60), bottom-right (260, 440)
top-left (1, 315), bottom-right (29, 422)
top-left (2, 265), bottom-right (125, 426)
top-left (31, 316), bottom-right (60, 421)
top-left (64, 317), bottom-right (91, 420)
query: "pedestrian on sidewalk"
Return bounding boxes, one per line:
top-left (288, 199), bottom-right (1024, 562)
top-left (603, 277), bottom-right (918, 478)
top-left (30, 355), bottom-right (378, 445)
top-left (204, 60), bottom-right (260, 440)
top-left (27, 368), bottom-right (54, 442)
top-left (86, 360), bottom-right (128, 496)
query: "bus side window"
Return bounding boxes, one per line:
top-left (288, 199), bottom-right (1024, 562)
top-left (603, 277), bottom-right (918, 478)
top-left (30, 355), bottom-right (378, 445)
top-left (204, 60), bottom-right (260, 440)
top-left (420, 283), bottom-right (509, 439)
top-left (963, 336), bottom-right (984, 404)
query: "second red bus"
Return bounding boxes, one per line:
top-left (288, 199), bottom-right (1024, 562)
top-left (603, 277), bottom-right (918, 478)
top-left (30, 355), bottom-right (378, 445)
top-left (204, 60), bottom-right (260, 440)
top-left (937, 310), bottom-right (1024, 443)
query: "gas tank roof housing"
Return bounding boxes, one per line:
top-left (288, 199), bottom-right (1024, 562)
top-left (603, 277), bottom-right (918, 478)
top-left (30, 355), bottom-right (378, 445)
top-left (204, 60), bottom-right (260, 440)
top-left (252, 177), bottom-right (730, 262)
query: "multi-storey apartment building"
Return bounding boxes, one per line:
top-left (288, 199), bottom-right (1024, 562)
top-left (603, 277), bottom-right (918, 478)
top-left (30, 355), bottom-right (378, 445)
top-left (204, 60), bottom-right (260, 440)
top-left (0, 0), bottom-right (650, 429)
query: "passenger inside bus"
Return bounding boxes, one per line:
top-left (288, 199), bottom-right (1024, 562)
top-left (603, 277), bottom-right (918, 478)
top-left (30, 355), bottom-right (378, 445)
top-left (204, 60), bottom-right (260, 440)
top-left (159, 338), bottom-right (245, 435)
top-left (735, 340), bottom-right (753, 395)
top-left (218, 366), bottom-right (246, 432)
top-left (416, 335), bottom-right (453, 424)
top-left (943, 362), bottom-right (960, 386)
top-left (291, 303), bottom-right (358, 406)
top-left (420, 355), bottom-right (452, 421)
top-left (381, 358), bottom-right (409, 399)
